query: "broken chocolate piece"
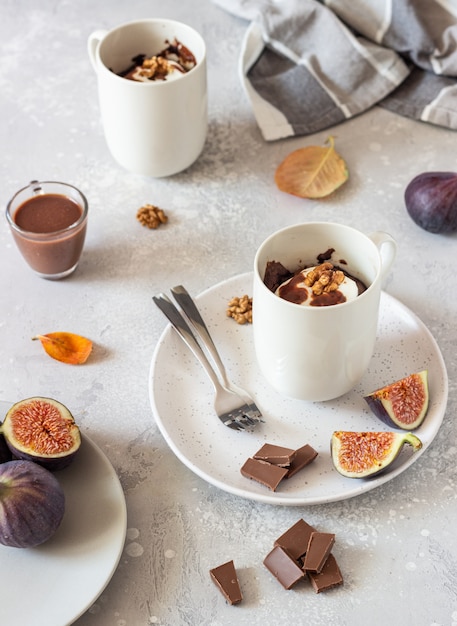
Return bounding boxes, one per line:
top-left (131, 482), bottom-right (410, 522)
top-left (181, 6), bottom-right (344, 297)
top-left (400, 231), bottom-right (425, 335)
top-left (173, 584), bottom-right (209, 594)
top-left (308, 554), bottom-right (343, 593)
top-left (240, 457), bottom-right (288, 491)
top-left (210, 560), bottom-right (243, 605)
top-left (286, 444), bottom-right (318, 478)
top-left (253, 443), bottom-right (296, 467)
top-left (263, 260), bottom-right (293, 292)
top-left (274, 518), bottom-right (316, 562)
top-left (303, 532), bottom-right (335, 573)
top-left (263, 545), bottom-right (305, 589)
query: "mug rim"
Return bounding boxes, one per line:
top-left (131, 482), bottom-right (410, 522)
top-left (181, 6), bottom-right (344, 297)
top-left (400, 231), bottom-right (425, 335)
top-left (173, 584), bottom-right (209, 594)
top-left (6, 181), bottom-right (89, 239)
top-left (95, 18), bottom-right (207, 86)
top-left (254, 221), bottom-right (390, 310)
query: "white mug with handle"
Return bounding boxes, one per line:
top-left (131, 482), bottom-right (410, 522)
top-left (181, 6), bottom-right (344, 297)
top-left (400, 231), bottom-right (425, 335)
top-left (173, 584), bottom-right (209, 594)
top-left (88, 19), bottom-right (207, 177)
top-left (253, 222), bottom-right (397, 402)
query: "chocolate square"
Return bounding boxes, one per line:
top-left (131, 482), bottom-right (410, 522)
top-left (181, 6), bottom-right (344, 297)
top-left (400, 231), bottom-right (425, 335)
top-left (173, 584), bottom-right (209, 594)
top-left (286, 444), bottom-right (318, 478)
top-left (303, 532), bottom-right (335, 573)
top-left (253, 443), bottom-right (296, 467)
top-left (274, 518), bottom-right (316, 561)
top-left (240, 457), bottom-right (288, 491)
top-left (308, 554), bottom-right (343, 593)
top-left (210, 560), bottom-right (243, 605)
top-left (263, 545), bottom-right (305, 590)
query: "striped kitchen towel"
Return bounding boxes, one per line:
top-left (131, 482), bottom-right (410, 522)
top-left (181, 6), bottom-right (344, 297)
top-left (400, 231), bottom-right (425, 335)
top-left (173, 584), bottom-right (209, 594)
top-left (214, 0), bottom-right (457, 140)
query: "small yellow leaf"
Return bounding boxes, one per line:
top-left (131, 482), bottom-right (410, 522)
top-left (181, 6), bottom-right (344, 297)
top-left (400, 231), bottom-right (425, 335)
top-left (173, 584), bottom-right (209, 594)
top-left (32, 332), bottom-right (93, 365)
top-left (275, 136), bottom-right (349, 199)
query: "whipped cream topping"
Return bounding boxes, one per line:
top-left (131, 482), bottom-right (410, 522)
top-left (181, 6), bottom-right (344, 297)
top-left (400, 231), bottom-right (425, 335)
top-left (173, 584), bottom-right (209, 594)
top-left (276, 265), bottom-right (360, 307)
top-left (126, 62), bottom-right (186, 82)
top-left (119, 40), bottom-right (197, 83)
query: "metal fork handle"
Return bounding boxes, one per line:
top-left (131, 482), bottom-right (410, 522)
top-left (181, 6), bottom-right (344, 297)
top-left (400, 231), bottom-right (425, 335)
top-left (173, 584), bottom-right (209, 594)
top-left (171, 285), bottom-right (263, 419)
top-left (153, 294), bottom-right (223, 393)
top-left (171, 285), bottom-right (230, 387)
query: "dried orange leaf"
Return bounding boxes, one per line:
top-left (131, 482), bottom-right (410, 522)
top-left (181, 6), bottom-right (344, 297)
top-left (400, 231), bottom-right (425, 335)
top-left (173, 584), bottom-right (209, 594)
top-left (32, 332), bottom-right (93, 365)
top-left (275, 136), bottom-right (349, 199)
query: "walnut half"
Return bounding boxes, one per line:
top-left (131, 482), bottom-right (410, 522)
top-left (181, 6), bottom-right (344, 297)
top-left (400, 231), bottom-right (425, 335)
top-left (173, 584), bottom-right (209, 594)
top-left (227, 295), bottom-right (253, 324)
top-left (304, 262), bottom-right (345, 295)
top-left (136, 204), bottom-right (168, 229)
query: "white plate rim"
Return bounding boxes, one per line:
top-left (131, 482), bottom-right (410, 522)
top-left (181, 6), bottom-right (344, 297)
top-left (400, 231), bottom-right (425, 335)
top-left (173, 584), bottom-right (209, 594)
top-left (0, 401), bottom-right (127, 625)
top-left (149, 272), bottom-right (448, 506)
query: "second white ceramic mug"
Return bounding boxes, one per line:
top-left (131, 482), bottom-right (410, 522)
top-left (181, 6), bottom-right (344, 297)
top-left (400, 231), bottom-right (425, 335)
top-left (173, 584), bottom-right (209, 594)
top-left (88, 19), bottom-right (207, 177)
top-left (253, 222), bottom-right (397, 402)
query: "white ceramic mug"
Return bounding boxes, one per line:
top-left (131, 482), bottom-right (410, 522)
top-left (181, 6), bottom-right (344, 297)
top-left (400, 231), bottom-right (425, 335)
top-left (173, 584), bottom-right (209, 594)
top-left (253, 222), bottom-right (397, 402)
top-left (88, 19), bottom-right (207, 177)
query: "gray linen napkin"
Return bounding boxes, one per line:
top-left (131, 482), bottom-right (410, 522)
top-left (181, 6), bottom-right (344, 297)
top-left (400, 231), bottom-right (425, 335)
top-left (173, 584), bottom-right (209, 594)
top-left (214, 0), bottom-right (457, 140)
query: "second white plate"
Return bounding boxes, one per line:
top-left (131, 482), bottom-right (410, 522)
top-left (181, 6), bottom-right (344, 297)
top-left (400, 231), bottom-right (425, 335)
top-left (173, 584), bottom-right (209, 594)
top-left (150, 272), bottom-right (448, 506)
top-left (0, 402), bottom-right (127, 626)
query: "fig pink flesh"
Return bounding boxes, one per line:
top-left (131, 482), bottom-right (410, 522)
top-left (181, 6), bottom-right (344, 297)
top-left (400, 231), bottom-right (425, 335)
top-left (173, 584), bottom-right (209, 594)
top-left (364, 371), bottom-right (429, 430)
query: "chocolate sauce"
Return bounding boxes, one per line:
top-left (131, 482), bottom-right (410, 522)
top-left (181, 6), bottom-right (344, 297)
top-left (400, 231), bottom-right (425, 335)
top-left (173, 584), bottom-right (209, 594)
top-left (10, 192), bottom-right (87, 276)
top-left (277, 272), bottom-right (350, 306)
top-left (317, 248), bottom-right (334, 262)
top-left (264, 255), bottom-right (367, 307)
top-left (14, 194), bottom-right (82, 233)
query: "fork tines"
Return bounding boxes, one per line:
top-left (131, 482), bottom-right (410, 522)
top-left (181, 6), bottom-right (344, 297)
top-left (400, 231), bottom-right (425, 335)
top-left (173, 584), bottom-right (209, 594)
top-left (223, 408), bottom-right (261, 431)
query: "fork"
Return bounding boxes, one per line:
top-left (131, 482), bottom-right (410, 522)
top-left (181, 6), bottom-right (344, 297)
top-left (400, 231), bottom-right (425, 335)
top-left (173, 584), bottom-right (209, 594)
top-left (153, 292), bottom-right (263, 431)
top-left (170, 285), bottom-right (262, 417)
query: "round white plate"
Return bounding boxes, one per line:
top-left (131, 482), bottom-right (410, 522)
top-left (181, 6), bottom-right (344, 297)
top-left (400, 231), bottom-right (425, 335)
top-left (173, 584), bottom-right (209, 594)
top-left (150, 272), bottom-right (448, 506)
top-left (0, 401), bottom-right (127, 625)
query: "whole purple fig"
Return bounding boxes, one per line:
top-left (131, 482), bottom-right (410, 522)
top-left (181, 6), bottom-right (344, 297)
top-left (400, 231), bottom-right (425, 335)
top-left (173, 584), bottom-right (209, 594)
top-left (404, 171), bottom-right (457, 233)
top-left (0, 460), bottom-right (65, 548)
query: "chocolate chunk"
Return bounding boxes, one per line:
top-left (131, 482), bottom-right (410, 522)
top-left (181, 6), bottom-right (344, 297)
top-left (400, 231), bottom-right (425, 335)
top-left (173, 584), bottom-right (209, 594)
top-left (286, 444), bottom-right (318, 478)
top-left (308, 554), bottom-right (343, 593)
top-left (274, 518), bottom-right (316, 561)
top-left (263, 545), bottom-right (305, 589)
top-left (303, 532), bottom-right (335, 573)
top-left (240, 457), bottom-right (288, 491)
top-left (210, 560), bottom-right (243, 605)
top-left (253, 443), bottom-right (296, 467)
top-left (263, 260), bottom-right (293, 292)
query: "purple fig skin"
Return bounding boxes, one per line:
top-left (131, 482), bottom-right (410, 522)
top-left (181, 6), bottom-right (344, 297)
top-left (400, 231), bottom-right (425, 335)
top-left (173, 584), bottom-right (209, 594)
top-left (3, 444), bottom-right (78, 472)
top-left (0, 433), bottom-right (13, 464)
top-left (405, 172), bottom-right (457, 233)
top-left (364, 395), bottom-right (392, 425)
top-left (0, 460), bottom-right (65, 548)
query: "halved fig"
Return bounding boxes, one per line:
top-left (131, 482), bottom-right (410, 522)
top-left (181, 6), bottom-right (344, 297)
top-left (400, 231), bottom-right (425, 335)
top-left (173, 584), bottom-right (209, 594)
top-left (0, 459), bottom-right (65, 548)
top-left (331, 430), bottom-right (422, 478)
top-left (364, 371), bottom-right (429, 430)
top-left (0, 397), bottom-right (81, 471)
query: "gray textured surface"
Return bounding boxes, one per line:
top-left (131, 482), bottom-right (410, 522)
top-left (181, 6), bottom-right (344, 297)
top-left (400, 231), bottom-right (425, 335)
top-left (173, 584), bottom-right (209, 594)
top-left (1, 1), bottom-right (456, 625)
